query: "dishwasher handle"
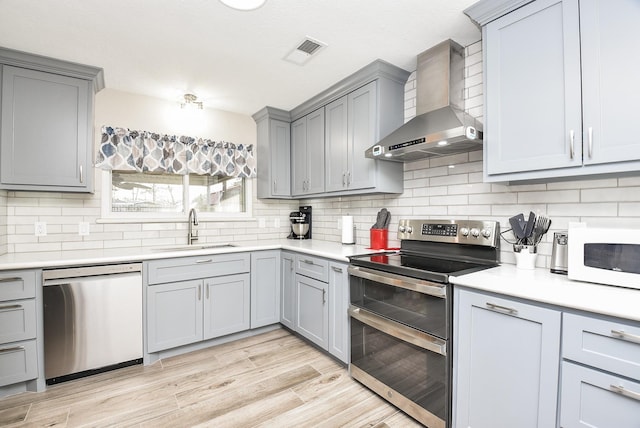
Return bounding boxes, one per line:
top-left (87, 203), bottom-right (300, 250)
top-left (43, 263), bottom-right (142, 282)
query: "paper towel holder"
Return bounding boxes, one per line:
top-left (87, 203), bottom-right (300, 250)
top-left (341, 215), bottom-right (356, 245)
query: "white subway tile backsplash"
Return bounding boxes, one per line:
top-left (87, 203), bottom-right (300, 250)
top-left (546, 203), bottom-right (618, 217)
top-left (518, 190), bottom-right (580, 204)
top-left (581, 187), bottom-right (640, 202)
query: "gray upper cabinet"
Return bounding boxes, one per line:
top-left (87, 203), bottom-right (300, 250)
top-left (252, 107), bottom-right (292, 199)
top-left (291, 108), bottom-right (325, 196)
top-left (0, 47), bottom-right (104, 193)
top-left (471, 0), bottom-right (640, 182)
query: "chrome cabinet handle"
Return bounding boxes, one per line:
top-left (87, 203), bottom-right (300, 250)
top-left (347, 171), bottom-right (351, 186)
top-left (0, 277), bottom-right (21, 283)
top-left (485, 302), bottom-right (518, 316)
top-left (611, 329), bottom-right (640, 344)
top-left (206, 284), bottom-right (209, 300)
top-left (342, 173), bottom-right (346, 187)
top-left (303, 259), bottom-right (314, 265)
top-left (79, 164), bottom-right (84, 184)
top-left (0, 346), bottom-right (24, 354)
top-left (349, 305), bottom-right (446, 356)
top-left (569, 129), bottom-right (575, 159)
top-left (198, 284), bottom-right (201, 300)
top-left (322, 288), bottom-right (326, 304)
top-left (610, 385), bottom-right (640, 401)
top-left (331, 266), bottom-right (343, 273)
top-left (273, 180), bottom-right (276, 193)
top-left (0, 304), bottom-right (22, 311)
top-left (195, 259), bottom-right (213, 264)
top-left (588, 126), bottom-right (593, 158)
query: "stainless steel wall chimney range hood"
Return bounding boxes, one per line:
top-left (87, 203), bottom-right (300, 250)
top-left (365, 39), bottom-right (483, 162)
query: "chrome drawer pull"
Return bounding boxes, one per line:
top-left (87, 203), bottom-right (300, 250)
top-left (485, 302), bottom-right (518, 316)
top-left (331, 266), bottom-right (343, 273)
top-left (198, 284), bottom-right (201, 301)
top-left (610, 385), bottom-right (640, 401)
top-left (0, 304), bottom-right (22, 311)
top-left (0, 346), bottom-right (24, 354)
top-left (588, 127), bottom-right (593, 158)
top-left (611, 329), bottom-right (640, 344)
top-left (195, 259), bottom-right (213, 264)
top-left (303, 259), bottom-right (314, 265)
top-left (0, 277), bottom-right (22, 283)
top-left (569, 129), bottom-right (575, 159)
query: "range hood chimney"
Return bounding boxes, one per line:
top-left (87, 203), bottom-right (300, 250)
top-left (365, 39), bottom-right (483, 162)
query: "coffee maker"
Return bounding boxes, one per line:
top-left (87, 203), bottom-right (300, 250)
top-left (288, 206), bottom-right (312, 239)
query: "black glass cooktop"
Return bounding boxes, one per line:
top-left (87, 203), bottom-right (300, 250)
top-left (349, 251), bottom-right (497, 283)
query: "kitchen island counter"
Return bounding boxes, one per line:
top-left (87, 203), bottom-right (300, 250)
top-left (0, 239), bottom-right (376, 271)
top-left (451, 264), bottom-right (640, 322)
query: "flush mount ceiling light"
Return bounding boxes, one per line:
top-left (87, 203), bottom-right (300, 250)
top-left (181, 94), bottom-right (203, 110)
top-left (219, 0), bottom-right (266, 11)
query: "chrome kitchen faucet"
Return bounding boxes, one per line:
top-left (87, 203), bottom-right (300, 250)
top-left (188, 208), bottom-right (199, 245)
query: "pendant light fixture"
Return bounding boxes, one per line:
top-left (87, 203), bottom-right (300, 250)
top-left (219, 0), bottom-right (266, 11)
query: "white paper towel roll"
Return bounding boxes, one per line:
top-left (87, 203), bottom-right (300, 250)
top-left (341, 215), bottom-right (355, 244)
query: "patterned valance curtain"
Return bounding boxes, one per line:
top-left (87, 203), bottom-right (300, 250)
top-left (95, 126), bottom-right (256, 178)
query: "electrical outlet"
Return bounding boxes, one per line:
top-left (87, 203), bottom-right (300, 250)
top-left (79, 222), bottom-right (90, 236)
top-left (258, 218), bottom-right (266, 228)
top-left (35, 222), bottom-right (47, 236)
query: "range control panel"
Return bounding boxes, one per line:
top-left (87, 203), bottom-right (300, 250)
top-left (398, 219), bottom-right (500, 247)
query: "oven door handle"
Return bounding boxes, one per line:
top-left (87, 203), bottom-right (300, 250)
top-left (347, 265), bottom-right (446, 298)
top-left (349, 305), bottom-right (447, 356)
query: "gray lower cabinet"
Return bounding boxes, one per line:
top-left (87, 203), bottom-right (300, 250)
top-left (145, 253), bottom-right (251, 353)
top-left (559, 312), bottom-right (640, 427)
top-left (0, 270), bottom-right (39, 390)
top-left (250, 251), bottom-right (281, 329)
top-left (474, 0), bottom-right (640, 182)
top-left (328, 262), bottom-right (349, 364)
top-left (0, 48), bottom-right (103, 192)
top-left (454, 288), bottom-right (561, 428)
top-left (280, 251), bottom-right (296, 330)
top-left (295, 274), bottom-right (328, 350)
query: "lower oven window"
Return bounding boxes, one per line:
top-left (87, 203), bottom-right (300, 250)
top-left (351, 317), bottom-right (448, 422)
top-left (350, 274), bottom-right (447, 338)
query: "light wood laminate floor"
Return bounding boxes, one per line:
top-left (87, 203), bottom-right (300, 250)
top-left (0, 328), bottom-right (421, 427)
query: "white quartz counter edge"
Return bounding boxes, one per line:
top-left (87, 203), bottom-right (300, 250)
top-left (450, 264), bottom-right (640, 322)
top-left (0, 239), bottom-right (377, 271)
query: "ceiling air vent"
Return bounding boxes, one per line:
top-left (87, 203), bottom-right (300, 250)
top-left (284, 36), bottom-right (327, 65)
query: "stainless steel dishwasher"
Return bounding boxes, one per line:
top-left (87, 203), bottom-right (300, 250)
top-left (43, 263), bottom-right (143, 384)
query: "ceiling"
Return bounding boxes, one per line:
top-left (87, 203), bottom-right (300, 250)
top-left (0, 0), bottom-right (480, 116)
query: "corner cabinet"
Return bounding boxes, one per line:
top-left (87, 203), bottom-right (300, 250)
top-left (0, 47), bottom-right (104, 192)
top-left (454, 288), bottom-right (561, 428)
top-left (291, 108), bottom-right (325, 196)
top-left (252, 107), bottom-right (292, 199)
top-left (468, 0), bottom-right (640, 182)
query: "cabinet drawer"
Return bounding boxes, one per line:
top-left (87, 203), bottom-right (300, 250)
top-left (0, 271), bottom-right (37, 301)
top-left (147, 252), bottom-right (250, 285)
top-left (560, 361), bottom-right (640, 428)
top-left (563, 312), bottom-right (640, 380)
top-left (0, 339), bottom-right (38, 387)
top-left (0, 299), bottom-right (36, 344)
top-left (295, 254), bottom-right (329, 283)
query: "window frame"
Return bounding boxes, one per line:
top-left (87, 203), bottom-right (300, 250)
top-left (99, 170), bottom-right (253, 223)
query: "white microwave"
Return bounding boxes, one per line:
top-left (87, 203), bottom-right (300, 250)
top-left (568, 224), bottom-right (640, 290)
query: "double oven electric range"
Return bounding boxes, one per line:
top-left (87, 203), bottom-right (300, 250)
top-left (348, 219), bottom-right (500, 428)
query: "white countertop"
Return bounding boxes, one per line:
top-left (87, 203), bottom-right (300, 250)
top-left (0, 239), bottom-right (375, 271)
top-left (450, 265), bottom-right (640, 322)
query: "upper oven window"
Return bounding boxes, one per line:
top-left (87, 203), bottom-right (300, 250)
top-left (349, 273), bottom-right (448, 339)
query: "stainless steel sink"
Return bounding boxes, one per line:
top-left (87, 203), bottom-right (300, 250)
top-left (151, 243), bottom-right (236, 252)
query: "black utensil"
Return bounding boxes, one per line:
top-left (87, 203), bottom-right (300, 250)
top-left (509, 214), bottom-right (527, 240)
top-left (523, 211), bottom-right (536, 243)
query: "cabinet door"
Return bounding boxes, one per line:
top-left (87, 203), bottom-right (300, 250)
top-left (325, 96), bottom-right (349, 192)
top-left (280, 252), bottom-right (296, 330)
top-left (347, 81), bottom-right (377, 190)
top-left (580, 0), bottom-right (640, 165)
top-left (328, 262), bottom-right (349, 364)
top-left (250, 251), bottom-right (281, 329)
top-left (561, 361), bottom-right (640, 428)
top-left (295, 274), bottom-right (328, 350)
top-left (484, 0), bottom-right (582, 176)
top-left (1, 65), bottom-right (92, 191)
top-left (270, 119), bottom-right (291, 197)
top-left (203, 273), bottom-right (250, 339)
top-left (305, 108), bottom-right (325, 194)
top-left (455, 289), bottom-right (561, 428)
top-left (291, 117), bottom-right (307, 196)
top-left (147, 280), bottom-right (203, 352)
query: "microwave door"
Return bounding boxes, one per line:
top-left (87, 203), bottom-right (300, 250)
top-left (584, 243), bottom-right (640, 274)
